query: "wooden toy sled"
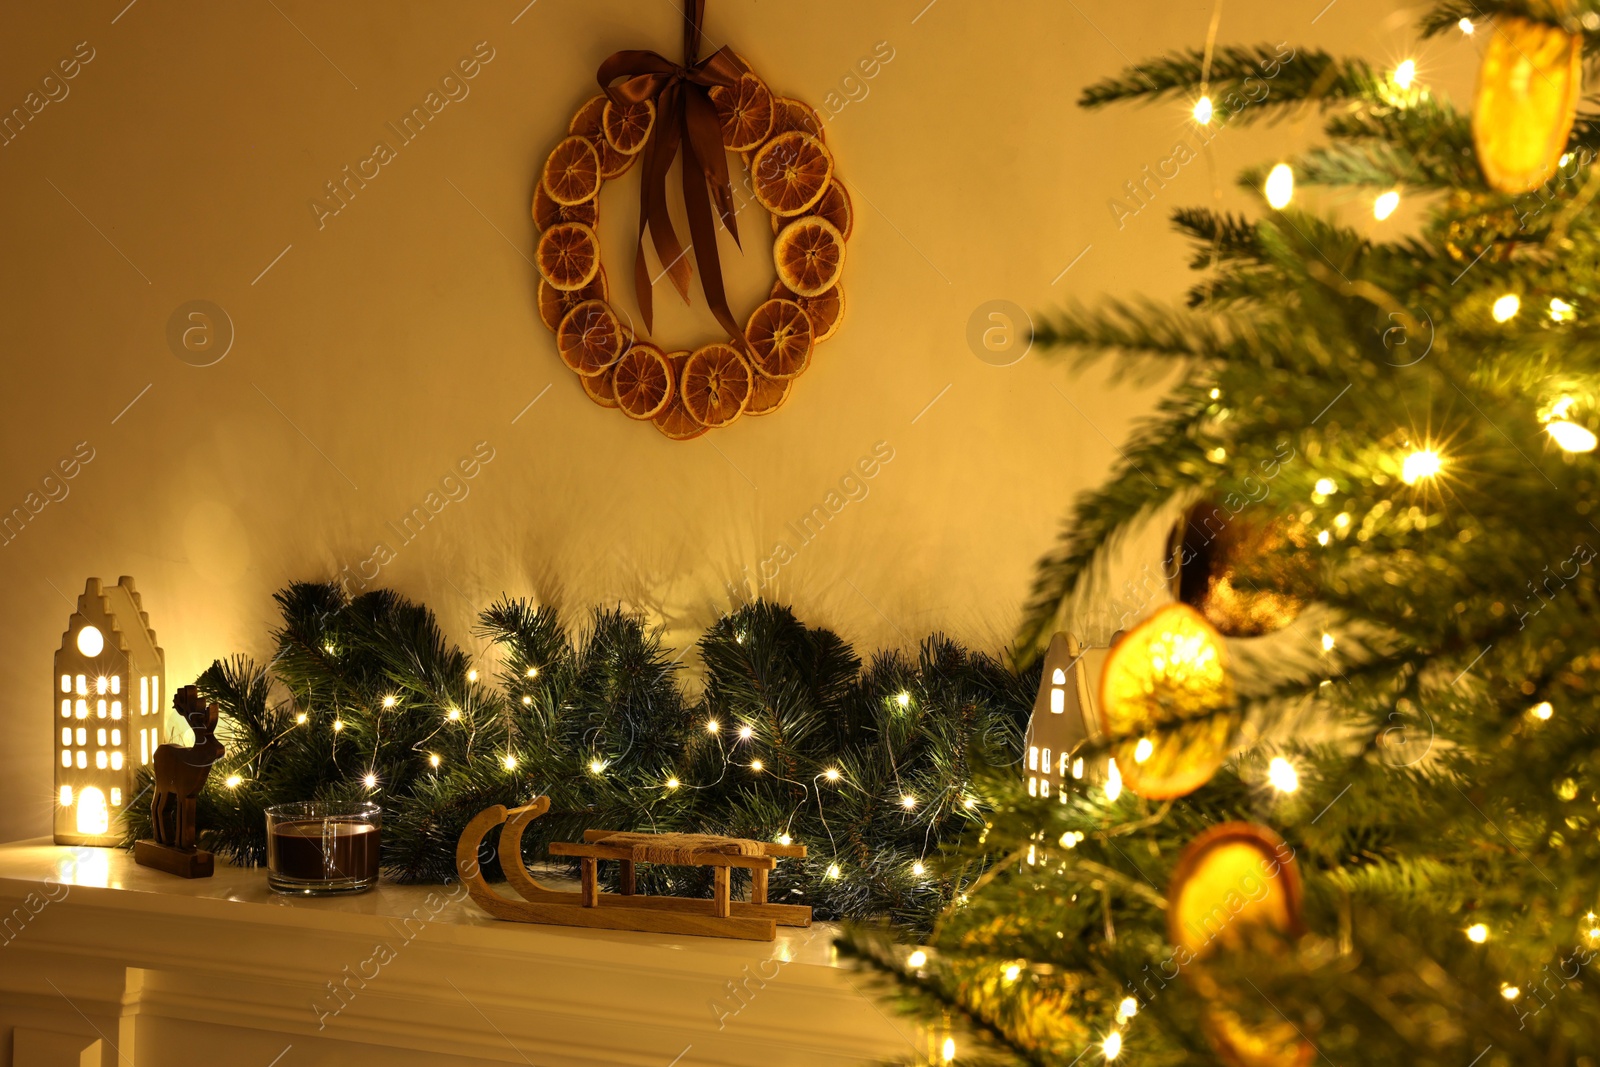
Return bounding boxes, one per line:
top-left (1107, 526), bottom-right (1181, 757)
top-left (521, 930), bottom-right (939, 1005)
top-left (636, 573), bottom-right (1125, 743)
top-left (455, 798), bottom-right (812, 941)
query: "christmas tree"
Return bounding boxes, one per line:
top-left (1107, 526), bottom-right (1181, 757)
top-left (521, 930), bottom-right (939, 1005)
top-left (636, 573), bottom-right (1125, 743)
top-left (851, 6), bottom-right (1600, 1065)
top-left (126, 582), bottom-right (1032, 927)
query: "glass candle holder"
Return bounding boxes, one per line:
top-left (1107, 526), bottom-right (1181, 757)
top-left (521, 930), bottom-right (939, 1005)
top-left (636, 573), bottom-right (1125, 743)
top-left (265, 800), bottom-right (382, 895)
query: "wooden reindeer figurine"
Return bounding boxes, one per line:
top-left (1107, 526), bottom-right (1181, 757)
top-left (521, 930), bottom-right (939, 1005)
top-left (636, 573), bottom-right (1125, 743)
top-left (134, 684), bottom-right (225, 878)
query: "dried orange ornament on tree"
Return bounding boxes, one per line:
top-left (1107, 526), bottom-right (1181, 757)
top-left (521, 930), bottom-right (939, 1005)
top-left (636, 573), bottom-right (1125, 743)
top-left (529, 0), bottom-right (852, 439)
top-left (1472, 12), bottom-right (1582, 194)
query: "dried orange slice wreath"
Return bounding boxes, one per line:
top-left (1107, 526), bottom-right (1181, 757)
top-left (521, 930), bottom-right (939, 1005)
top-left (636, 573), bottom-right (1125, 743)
top-left (532, 64), bottom-right (852, 439)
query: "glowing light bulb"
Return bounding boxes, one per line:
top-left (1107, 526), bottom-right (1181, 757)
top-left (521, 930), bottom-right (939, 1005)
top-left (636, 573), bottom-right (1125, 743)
top-left (908, 949), bottom-right (928, 968)
top-left (503, 754), bottom-right (518, 771)
top-left (1467, 923), bottom-right (1489, 943)
top-left (1264, 163), bottom-right (1293, 209)
top-left (525, 666), bottom-right (539, 678)
top-left (295, 712), bottom-right (308, 725)
top-left (912, 861), bottom-right (926, 876)
top-left (1548, 421), bottom-right (1598, 453)
top-left (895, 691), bottom-right (911, 708)
top-left (738, 724), bottom-right (753, 740)
top-left (362, 773), bottom-right (376, 788)
top-left (1133, 737), bottom-right (1154, 764)
top-left (1459, 16), bottom-right (1474, 33)
top-left (666, 776), bottom-right (680, 789)
top-left (748, 759), bottom-right (765, 773)
top-left (777, 833), bottom-right (792, 845)
top-left (1372, 190), bottom-right (1400, 220)
top-left (824, 767), bottom-right (841, 781)
top-left (1314, 477), bottom-right (1337, 496)
top-left (826, 863), bottom-right (841, 879)
top-left (1316, 530), bottom-right (1331, 546)
top-left (706, 719), bottom-right (720, 734)
top-left (332, 719), bottom-right (344, 732)
top-left (962, 795), bottom-right (977, 808)
top-left (429, 753), bottom-right (441, 768)
top-left (1501, 984), bottom-right (1521, 1000)
top-left (1401, 449), bottom-right (1443, 484)
top-left (522, 696), bottom-right (533, 706)
top-left (381, 695), bottom-right (397, 708)
top-left (1003, 964), bottom-right (1021, 981)
top-left (1059, 831), bottom-right (1078, 848)
top-left (941, 1037), bottom-right (956, 1064)
top-left (1492, 293), bottom-right (1521, 322)
top-left (446, 707), bottom-right (461, 721)
top-left (1531, 701), bottom-right (1554, 720)
top-left (224, 774), bottom-right (242, 789)
top-left (323, 642), bottom-right (336, 655)
top-left (1321, 632), bottom-right (1336, 652)
top-left (589, 758), bottom-right (605, 774)
top-left (467, 669), bottom-right (478, 682)
top-left (1103, 1031), bottom-right (1123, 1060)
top-left (1208, 387), bottom-right (1221, 400)
top-left (1193, 95), bottom-right (1214, 125)
top-left (1268, 757), bottom-right (1299, 793)
top-left (901, 795), bottom-right (916, 809)
top-left (1117, 996), bottom-right (1139, 1020)
top-left (1393, 59), bottom-right (1416, 89)
top-left (1104, 758), bottom-right (1123, 801)
top-left (1550, 297), bottom-right (1575, 322)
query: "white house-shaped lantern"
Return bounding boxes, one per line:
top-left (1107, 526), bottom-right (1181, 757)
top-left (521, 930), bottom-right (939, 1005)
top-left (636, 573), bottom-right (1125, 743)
top-left (1023, 632), bottom-right (1107, 801)
top-left (53, 576), bottom-right (166, 846)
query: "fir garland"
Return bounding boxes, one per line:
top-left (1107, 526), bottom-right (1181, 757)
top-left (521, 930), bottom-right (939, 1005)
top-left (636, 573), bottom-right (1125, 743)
top-left (123, 582), bottom-right (1034, 928)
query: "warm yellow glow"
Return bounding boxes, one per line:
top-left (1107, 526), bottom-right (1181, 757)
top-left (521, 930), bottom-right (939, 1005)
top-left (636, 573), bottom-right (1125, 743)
top-left (525, 666), bottom-right (539, 678)
top-left (824, 767), bottom-right (841, 781)
top-left (1316, 529), bottom-right (1331, 546)
top-left (1208, 387), bottom-right (1221, 400)
top-left (826, 863), bottom-right (841, 879)
top-left (76, 625), bottom-right (104, 657)
top-left (666, 776), bottom-right (680, 789)
top-left (95, 675), bottom-right (108, 694)
top-left (1104, 758), bottom-right (1123, 801)
top-left (381, 695), bottom-right (397, 708)
top-left (1548, 421), bottom-right (1598, 453)
top-left (1502, 985), bottom-right (1521, 1000)
top-left (1531, 701), bottom-right (1554, 720)
top-left (1003, 964), bottom-right (1021, 981)
top-left (1193, 95), bottom-right (1214, 125)
top-left (908, 949), bottom-right (928, 968)
top-left (363, 773), bottom-right (377, 788)
top-left (467, 669), bottom-right (478, 682)
top-left (1133, 737), bottom-right (1154, 764)
top-left (1314, 477), bottom-right (1337, 496)
top-left (896, 691), bottom-right (911, 708)
top-left (941, 1036), bottom-right (956, 1064)
top-left (1264, 163), bottom-right (1294, 209)
top-left (589, 758), bottom-right (606, 774)
top-left (1401, 449), bottom-right (1443, 484)
top-left (295, 712), bottom-right (308, 725)
top-left (1060, 831), bottom-right (1080, 848)
top-left (522, 695), bottom-right (533, 706)
top-left (1492, 293), bottom-right (1521, 322)
top-left (224, 774), bottom-right (243, 789)
top-left (1467, 923), bottom-right (1489, 943)
top-left (1103, 1031), bottom-right (1124, 1060)
top-left (332, 719), bottom-right (345, 732)
top-left (1117, 996), bottom-right (1139, 1020)
top-left (1321, 632), bottom-right (1336, 652)
top-left (1373, 190), bottom-right (1400, 220)
top-left (75, 787), bottom-right (109, 835)
top-left (1393, 59), bottom-right (1416, 89)
top-left (323, 642), bottom-right (336, 654)
top-left (429, 753), bottom-right (441, 768)
top-left (446, 707), bottom-right (461, 721)
top-left (503, 754), bottom-right (518, 771)
top-left (59, 785), bottom-right (73, 807)
top-left (738, 724), bottom-right (754, 740)
top-left (1550, 297), bottom-right (1575, 323)
top-left (1268, 757), bottom-right (1300, 793)
top-left (912, 861), bottom-right (926, 875)
top-left (706, 719), bottom-right (720, 734)
top-left (1459, 16), bottom-right (1474, 34)
top-left (777, 833), bottom-right (793, 845)
top-left (750, 759), bottom-right (765, 772)
top-left (901, 794), bottom-right (917, 809)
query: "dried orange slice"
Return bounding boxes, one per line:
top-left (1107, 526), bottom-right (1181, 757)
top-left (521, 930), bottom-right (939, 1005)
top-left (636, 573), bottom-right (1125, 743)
top-left (751, 132), bottom-right (834, 216)
top-left (537, 222), bottom-right (601, 291)
top-left (745, 372), bottom-right (792, 416)
top-left (710, 73), bottom-right (774, 152)
top-left (538, 268), bottom-right (607, 332)
top-left (653, 351), bottom-right (707, 440)
top-left (772, 280), bottom-right (844, 343)
top-left (581, 364), bottom-right (620, 409)
top-left (613, 343), bottom-right (674, 420)
top-left (569, 96), bottom-right (635, 180)
top-left (533, 181), bottom-right (598, 232)
top-left (556, 300), bottom-right (625, 377)
top-left (769, 96), bottom-right (826, 142)
top-left (744, 298), bottom-right (813, 380)
top-left (773, 179), bottom-right (852, 240)
top-left (681, 343), bottom-right (753, 427)
top-left (542, 136), bottom-right (601, 206)
top-left (602, 98), bottom-right (655, 155)
top-left (773, 217), bottom-right (845, 297)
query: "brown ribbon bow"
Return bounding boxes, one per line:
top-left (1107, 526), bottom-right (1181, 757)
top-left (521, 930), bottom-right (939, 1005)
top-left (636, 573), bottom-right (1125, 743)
top-left (598, 0), bottom-right (749, 342)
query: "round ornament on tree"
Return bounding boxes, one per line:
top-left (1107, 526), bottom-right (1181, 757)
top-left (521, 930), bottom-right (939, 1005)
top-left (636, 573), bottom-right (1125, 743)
top-left (1471, 12), bottom-right (1582, 194)
top-left (1097, 603), bottom-right (1236, 798)
top-left (1170, 498), bottom-right (1307, 638)
top-left (1168, 822), bottom-right (1312, 1067)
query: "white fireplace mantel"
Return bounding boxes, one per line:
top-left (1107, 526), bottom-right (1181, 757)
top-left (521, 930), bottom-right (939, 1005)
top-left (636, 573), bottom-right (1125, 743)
top-left (0, 839), bottom-right (943, 1067)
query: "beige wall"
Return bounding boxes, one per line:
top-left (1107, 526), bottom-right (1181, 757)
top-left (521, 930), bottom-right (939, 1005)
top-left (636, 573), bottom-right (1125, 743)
top-left (0, 0), bottom-right (1454, 841)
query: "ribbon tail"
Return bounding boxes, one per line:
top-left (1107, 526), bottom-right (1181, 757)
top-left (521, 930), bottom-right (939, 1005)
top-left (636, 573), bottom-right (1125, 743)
top-left (683, 89), bottom-right (740, 249)
top-left (680, 128), bottom-right (746, 347)
top-left (640, 88), bottom-right (693, 312)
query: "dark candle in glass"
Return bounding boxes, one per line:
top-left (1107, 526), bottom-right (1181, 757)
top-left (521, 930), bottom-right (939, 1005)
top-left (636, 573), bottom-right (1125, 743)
top-left (265, 801), bottom-right (381, 895)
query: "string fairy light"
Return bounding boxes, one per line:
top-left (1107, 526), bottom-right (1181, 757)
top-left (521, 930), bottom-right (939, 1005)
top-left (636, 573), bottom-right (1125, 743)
top-left (1192, 95), bottom-right (1214, 125)
top-left (1104, 758), bottom-right (1123, 801)
top-left (428, 753), bottom-right (441, 768)
top-left (1547, 420), bottom-right (1598, 453)
top-left (525, 666), bottom-right (539, 678)
top-left (1132, 737), bottom-right (1154, 763)
top-left (224, 774), bottom-right (242, 789)
top-left (362, 772), bottom-right (377, 788)
top-left (823, 767), bottom-right (841, 781)
top-left (294, 712), bottom-right (308, 725)
top-left (895, 691), bottom-right (911, 708)
top-left (1458, 16), bottom-right (1474, 33)
top-left (1264, 163), bottom-right (1294, 209)
top-left (446, 707), bottom-right (461, 721)
top-left (1400, 448), bottom-right (1443, 485)
top-left (750, 759), bottom-right (765, 772)
top-left (907, 949), bottom-right (928, 968)
top-left (1492, 293), bottom-right (1521, 322)
top-left (332, 718), bottom-right (345, 732)
top-left (502, 754), bottom-right (518, 771)
top-left (1267, 757), bottom-right (1299, 793)
top-left (467, 669), bottom-right (478, 682)
top-left (1116, 997), bottom-right (1138, 1021)
top-left (705, 719), bottom-right (720, 734)
top-left (1392, 59), bottom-right (1416, 90)
top-left (1102, 1031), bottom-right (1124, 1060)
top-left (1530, 701), bottom-right (1554, 721)
top-left (381, 695), bottom-right (397, 709)
top-left (1549, 297), bottom-right (1575, 323)
top-left (666, 776), bottom-right (680, 790)
top-left (1373, 189), bottom-right (1400, 220)
top-left (738, 724), bottom-right (754, 740)
top-left (1466, 923), bottom-right (1489, 943)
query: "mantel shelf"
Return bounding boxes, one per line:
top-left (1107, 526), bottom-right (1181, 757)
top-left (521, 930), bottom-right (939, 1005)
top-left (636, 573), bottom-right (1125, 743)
top-left (0, 839), bottom-right (933, 1067)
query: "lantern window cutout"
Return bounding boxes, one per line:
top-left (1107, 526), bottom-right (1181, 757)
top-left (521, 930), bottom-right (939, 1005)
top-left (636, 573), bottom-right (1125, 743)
top-left (1023, 632), bottom-right (1109, 802)
top-left (53, 577), bottom-right (164, 847)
